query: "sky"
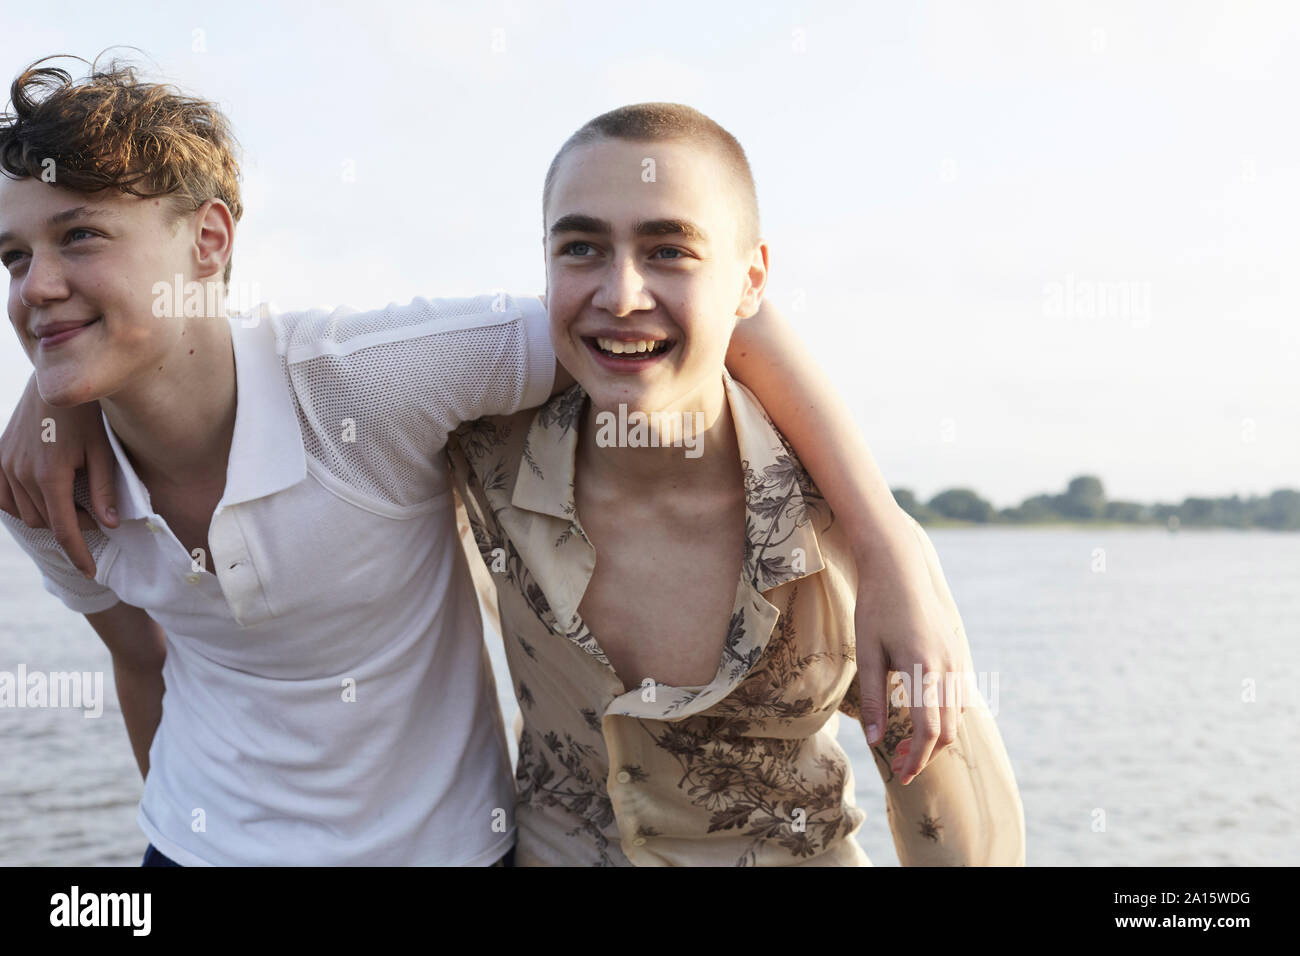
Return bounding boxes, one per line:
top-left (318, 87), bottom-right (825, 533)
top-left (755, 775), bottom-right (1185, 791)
top-left (0, 0), bottom-right (1295, 509)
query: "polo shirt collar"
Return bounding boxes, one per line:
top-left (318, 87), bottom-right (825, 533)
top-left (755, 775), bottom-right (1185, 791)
top-left (102, 313), bottom-right (307, 520)
top-left (104, 409), bottom-right (151, 522)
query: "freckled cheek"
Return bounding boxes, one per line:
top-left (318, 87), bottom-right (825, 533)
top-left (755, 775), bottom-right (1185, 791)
top-left (98, 272), bottom-right (165, 328)
top-left (546, 297), bottom-right (584, 346)
top-left (15, 333), bottom-right (38, 363)
top-left (7, 293), bottom-right (25, 333)
top-left (119, 275), bottom-right (159, 313)
top-left (553, 329), bottom-right (584, 363)
top-left (103, 316), bottom-right (168, 356)
top-left (6, 304), bottom-right (34, 355)
top-left (548, 315), bottom-right (574, 346)
top-left (69, 280), bottom-right (125, 331)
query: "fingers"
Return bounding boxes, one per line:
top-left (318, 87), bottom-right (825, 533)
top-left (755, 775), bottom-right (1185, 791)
top-left (898, 690), bottom-right (940, 786)
top-left (956, 627), bottom-right (975, 720)
top-left (894, 652), bottom-right (969, 785)
top-left (9, 439), bottom-right (51, 527)
top-left (935, 644), bottom-right (963, 763)
top-left (937, 691), bottom-right (959, 768)
top-left (8, 475), bottom-right (45, 529)
top-left (44, 470), bottom-right (97, 578)
top-left (86, 438), bottom-right (119, 527)
top-left (857, 643), bottom-right (888, 746)
top-left (0, 471), bottom-right (16, 520)
top-left (75, 506), bottom-right (100, 532)
top-left (889, 737), bottom-right (911, 776)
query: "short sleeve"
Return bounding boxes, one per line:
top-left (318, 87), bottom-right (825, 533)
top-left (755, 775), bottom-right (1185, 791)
top-left (0, 481), bottom-right (120, 614)
top-left (275, 292), bottom-right (555, 508)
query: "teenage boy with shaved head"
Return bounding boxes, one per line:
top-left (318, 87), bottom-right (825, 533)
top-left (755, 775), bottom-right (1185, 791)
top-left (447, 103), bottom-right (1025, 865)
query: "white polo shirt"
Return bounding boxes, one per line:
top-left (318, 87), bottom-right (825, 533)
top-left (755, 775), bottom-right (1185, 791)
top-left (0, 292), bottom-right (554, 865)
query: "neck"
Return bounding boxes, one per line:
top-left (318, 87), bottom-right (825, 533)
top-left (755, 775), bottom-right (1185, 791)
top-left (576, 375), bottom-right (739, 491)
top-left (101, 316), bottom-right (237, 492)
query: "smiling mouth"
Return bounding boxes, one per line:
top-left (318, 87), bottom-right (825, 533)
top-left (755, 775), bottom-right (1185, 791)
top-left (37, 316), bottom-right (102, 346)
top-left (587, 336), bottom-right (676, 360)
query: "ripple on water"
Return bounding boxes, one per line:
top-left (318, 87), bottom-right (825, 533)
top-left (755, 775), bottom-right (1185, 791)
top-left (2, 527), bottom-right (1297, 865)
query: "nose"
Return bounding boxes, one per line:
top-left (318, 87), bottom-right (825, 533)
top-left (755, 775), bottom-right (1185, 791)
top-left (590, 253), bottom-right (653, 317)
top-left (19, 249), bottom-right (70, 310)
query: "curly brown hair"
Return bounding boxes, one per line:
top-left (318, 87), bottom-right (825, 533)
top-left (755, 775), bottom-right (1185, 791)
top-left (0, 53), bottom-right (243, 284)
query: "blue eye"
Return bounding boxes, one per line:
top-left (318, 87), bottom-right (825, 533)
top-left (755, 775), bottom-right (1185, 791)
top-left (562, 241), bottom-right (596, 256)
top-left (654, 247), bottom-right (687, 260)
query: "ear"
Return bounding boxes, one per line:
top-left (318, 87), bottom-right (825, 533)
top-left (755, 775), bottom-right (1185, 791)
top-left (735, 240), bottom-right (770, 319)
top-left (191, 199), bottom-right (235, 284)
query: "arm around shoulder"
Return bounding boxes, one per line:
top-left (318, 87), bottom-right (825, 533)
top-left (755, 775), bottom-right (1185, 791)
top-left (857, 517), bottom-right (1025, 865)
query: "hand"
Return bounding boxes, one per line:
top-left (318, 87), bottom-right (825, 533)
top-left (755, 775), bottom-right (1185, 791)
top-left (854, 518), bottom-right (972, 786)
top-left (0, 375), bottom-right (117, 577)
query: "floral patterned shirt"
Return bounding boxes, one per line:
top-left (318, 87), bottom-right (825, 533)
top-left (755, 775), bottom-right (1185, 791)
top-left (447, 371), bottom-right (1026, 866)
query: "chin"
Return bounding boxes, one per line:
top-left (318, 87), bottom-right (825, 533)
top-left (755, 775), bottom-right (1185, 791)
top-left (587, 385), bottom-right (662, 415)
top-left (34, 371), bottom-right (105, 408)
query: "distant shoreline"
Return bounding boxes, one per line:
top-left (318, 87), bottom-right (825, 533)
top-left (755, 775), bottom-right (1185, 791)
top-left (894, 475), bottom-right (1300, 532)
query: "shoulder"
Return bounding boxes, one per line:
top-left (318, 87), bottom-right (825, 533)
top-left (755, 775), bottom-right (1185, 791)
top-left (727, 376), bottom-right (830, 530)
top-left (447, 407), bottom-right (539, 497)
top-left (269, 293), bottom-right (537, 363)
top-left (448, 384), bottom-right (586, 513)
top-left (271, 292), bottom-right (554, 424)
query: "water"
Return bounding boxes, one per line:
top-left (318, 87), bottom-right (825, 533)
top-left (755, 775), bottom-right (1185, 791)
top-left (1, 527), bottom-right (1296, 866)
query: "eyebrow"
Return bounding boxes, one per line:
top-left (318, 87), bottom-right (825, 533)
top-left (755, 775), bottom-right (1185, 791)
top-left (0, 206), bottom-right (120, 247)
top-left (548, 214), bottom-right (710, 244)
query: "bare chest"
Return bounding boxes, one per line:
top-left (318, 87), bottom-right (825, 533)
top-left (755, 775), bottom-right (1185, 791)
top-left (148, 487), bottom-right (223, 574)
top-left (576, 497), bottom-right (746, 693)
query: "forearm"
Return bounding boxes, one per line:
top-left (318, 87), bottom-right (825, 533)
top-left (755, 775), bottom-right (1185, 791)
top-left (868, 516), bottom-right (1019, 861)
top-left (724, 300), bottom-right (909, 565)
top-left (0, 372), bottom-right (118, 576)
top-left (112, 656), bottom-right (164, 781)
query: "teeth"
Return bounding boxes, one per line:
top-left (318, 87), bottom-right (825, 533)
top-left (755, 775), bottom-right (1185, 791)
top-left (595, 337), bottom-right (665, 355)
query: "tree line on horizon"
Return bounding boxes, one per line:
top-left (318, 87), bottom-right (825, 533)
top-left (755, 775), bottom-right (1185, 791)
top-left (891, 476), bottom-right (1300, 530)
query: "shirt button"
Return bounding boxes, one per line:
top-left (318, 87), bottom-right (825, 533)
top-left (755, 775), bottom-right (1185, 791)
top-left (145, 520), bottom-right (159, 533)
top-left (632, 837), bottom-right (647, 847)
top-left (616, 771), bottom-right (631, 784)
top-left (185, 573), bottom-right (201, 585)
